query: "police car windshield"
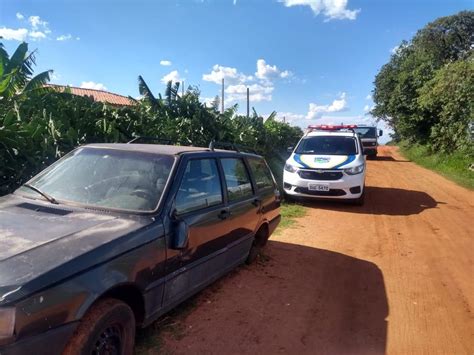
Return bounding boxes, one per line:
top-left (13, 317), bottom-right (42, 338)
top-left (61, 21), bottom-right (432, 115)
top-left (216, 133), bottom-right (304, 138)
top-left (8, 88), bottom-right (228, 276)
top-left (296, 136), bottom-right (358, 155)
top-left (354, 127), bottom-right (377, 138)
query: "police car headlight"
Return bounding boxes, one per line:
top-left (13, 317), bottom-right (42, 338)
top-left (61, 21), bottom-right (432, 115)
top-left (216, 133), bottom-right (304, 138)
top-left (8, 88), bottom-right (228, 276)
top-left (284, 163), bottom-right (298, 173)
top-left (344, 164), bottom-right (364, 175)
top-left (0, 307), bottom-right (15, 345)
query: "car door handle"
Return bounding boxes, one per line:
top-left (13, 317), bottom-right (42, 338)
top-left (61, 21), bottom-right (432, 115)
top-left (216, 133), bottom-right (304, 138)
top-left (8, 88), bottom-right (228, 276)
top-left (251, 199), bottom-right (261, 207)
top-left (218, 209), bottom-right (230, 220)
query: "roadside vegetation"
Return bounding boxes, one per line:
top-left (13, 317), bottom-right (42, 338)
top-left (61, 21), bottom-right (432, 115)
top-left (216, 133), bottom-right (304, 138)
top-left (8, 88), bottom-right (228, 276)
top-left (400, 142), bottom-right (474, 189)
top-left (0, 41), bottom-right (302, 196)
top-left (278, 203), bottom-right (307, 230)
top-left (372, 11), bottom-right (473, 185)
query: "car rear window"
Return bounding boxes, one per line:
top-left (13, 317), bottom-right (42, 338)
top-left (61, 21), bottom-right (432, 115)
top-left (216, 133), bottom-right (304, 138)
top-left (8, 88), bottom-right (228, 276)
top-left (295, 136), bottom-right (358, 155)
top-left (247, 158), bottom-right (274, 190)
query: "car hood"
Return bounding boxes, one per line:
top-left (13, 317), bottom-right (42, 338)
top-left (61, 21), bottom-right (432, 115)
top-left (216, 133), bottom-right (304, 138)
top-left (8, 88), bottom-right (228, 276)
top-left (289, 153), bottom-right (360, 169)
top-left (0, 195), bottom-right (155, 304)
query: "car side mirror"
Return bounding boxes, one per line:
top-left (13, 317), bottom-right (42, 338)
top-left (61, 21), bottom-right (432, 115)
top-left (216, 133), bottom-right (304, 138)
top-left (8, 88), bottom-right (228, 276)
top-left (172, 214), bottom-right (189, 250)
top-left (287, 147), bottom-right (294, 153)
top-left (379, 129), bottom-right (383, 137)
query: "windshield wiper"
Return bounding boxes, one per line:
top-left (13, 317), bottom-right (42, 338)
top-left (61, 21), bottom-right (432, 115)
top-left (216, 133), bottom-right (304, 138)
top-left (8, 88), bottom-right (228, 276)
top-left (23, 184), bottom-right (59, 205)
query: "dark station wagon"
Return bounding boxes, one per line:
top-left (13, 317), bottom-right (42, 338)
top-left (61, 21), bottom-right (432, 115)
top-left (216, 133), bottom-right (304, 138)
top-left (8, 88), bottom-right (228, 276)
top-left (0, 142), bottom-right (281, 355)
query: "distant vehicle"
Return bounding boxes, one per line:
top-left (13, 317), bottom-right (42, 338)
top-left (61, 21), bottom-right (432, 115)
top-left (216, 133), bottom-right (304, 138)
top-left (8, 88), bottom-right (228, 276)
top-left (0, 141), bottom-right (280, 354)
top-left (283, 125), bottom-right (367, 205)
top-left (353, 126), bottom-right (383, 158)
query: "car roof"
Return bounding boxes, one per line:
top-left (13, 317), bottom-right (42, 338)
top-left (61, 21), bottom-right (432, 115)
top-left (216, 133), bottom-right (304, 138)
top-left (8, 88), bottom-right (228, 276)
top-left (83, 143), bottom-right (262, 157)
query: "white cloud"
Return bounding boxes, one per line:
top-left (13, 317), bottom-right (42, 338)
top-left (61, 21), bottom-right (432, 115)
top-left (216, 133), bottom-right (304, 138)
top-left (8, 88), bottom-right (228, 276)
top-left (161, 70), bottom-right (184, 83)
top-left (275, 112), bottom-right (305, 123)
top-left (280, 0), bottom-right (360, 21)
top-left (56, 34), bottom-right (72, 41)
top-left (160, 60), bottom-right (172, 66)
top-left (0, 27), bottom-right (28, 41)
top-left (80, 81), bottom-right (108, 91)
top-left (28, 15), bottom-right (48, 30)
top-left (29, 31), bottom-right (47, 40)
top-left (226, 83), bottom-right (274, 103)
top-left (365, 94), bottom-right (372, 100)
top-left (3, 14), bottom-right (78, 42)
top-left (203, 64), bottom-right (251, 85)
top-left (306, 92), bottom-right (348, 119)
top-left (255, 59), bottom-right (291, 81)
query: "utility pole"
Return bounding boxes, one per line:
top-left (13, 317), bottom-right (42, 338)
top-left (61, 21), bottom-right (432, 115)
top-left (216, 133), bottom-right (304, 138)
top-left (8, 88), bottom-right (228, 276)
top-left (182, 81), bottom-right (184, 96)
top-left (246, 87), bottom-right (250, 118)
top-left (221, 78), bottom-right (225, 113)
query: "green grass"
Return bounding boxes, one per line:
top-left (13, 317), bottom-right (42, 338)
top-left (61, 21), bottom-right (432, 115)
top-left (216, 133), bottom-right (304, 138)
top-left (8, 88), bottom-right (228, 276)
top-left (277, 202), bottom-right (307, 231)
top-left (399, 142), bottom-right (474, 190)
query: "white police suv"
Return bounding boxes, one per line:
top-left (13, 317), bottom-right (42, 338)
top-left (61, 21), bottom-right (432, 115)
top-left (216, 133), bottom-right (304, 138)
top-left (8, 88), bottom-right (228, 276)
top-left (283, 125), bottom-right (366, 205)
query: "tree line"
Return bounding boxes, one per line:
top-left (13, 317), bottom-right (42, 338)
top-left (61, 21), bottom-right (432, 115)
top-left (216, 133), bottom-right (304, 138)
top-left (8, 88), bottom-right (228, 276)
top-left (0, 41), bottom-right (302, 195)
top-left (372, 11), bottom-right (473, 154)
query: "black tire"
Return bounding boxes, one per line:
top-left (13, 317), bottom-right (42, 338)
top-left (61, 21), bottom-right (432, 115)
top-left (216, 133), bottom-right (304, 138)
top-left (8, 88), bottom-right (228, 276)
top-left (63, 298), bottom-right (136, 355)
top-left (351, 189), bottom-right (365, 206)
top-left (283, 191), bottom-right (296, 203)
top-left (246, 244), bottom-right (261, 264)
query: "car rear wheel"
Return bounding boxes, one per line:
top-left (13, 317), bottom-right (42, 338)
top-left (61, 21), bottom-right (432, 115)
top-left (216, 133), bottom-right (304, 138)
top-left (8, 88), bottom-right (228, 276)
top-left (63, 298), bottom-right (136, 355)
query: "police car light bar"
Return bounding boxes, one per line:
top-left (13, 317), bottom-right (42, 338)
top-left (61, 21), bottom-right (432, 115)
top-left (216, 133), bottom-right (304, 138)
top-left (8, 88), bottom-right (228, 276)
top-left (307, 124), bottom-right (358, 131)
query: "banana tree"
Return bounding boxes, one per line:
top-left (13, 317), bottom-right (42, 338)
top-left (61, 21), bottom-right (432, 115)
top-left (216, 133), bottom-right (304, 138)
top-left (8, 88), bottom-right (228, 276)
top-left (0, 41), bottom-right (52, 101)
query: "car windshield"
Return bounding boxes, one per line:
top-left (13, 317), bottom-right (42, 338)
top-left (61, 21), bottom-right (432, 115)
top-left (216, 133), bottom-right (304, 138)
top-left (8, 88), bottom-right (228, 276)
top-left (295, 136), bottom-right (358, 155)
top-left (16, 147), bottom-right (175, 212)
top-left (354, 127), bottom-right (377, 138)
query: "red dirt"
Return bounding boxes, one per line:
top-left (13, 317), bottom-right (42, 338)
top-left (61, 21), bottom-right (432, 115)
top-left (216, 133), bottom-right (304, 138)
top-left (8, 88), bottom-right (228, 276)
top-left (156, 146), bottom-right (474, 354)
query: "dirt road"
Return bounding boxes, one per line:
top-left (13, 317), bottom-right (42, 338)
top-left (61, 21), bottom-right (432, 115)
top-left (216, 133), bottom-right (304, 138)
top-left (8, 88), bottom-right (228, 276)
top-left (158, 146), bottom-right (473, 354)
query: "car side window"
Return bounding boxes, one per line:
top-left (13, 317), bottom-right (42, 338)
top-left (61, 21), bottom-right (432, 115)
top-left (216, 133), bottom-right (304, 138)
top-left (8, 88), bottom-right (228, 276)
top-left (220, 158), bottom-right (253, 201)
top-left (175, 158), bottom-right (223, 214)
top-left (248, 158), bottom-right (275, 190)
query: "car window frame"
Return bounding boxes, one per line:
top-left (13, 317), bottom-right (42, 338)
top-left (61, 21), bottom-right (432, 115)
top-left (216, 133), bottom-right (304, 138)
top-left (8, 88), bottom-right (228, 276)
top-left (246, 157), bottom-right (276, 193)
top-left (172, 156), bottom-right (226, 217)
top-left (219, 156), bottom-right (256, 203)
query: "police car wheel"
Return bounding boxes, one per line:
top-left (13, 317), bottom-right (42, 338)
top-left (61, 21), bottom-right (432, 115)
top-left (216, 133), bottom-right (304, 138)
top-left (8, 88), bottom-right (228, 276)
top-left (351, 190), bottom-right (365, 206)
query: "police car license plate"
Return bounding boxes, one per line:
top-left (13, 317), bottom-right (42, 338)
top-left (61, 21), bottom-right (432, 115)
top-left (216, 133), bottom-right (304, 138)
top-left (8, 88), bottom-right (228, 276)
top-left (308, 183), bottom-right (329, 192)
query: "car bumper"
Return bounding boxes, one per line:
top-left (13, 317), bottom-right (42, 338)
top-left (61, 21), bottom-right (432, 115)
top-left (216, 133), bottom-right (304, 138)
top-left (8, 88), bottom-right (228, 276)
top-left (363, 147), bottom-right (377, 155)
top-left (0, 322), bottom-right (78, 355)
top-left (283, 170), bottom-right (365, 200)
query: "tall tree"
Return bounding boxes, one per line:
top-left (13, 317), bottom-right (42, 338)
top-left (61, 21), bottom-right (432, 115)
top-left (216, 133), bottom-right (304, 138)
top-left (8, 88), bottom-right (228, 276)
top-left (371, 11), bottom-right (474, 149)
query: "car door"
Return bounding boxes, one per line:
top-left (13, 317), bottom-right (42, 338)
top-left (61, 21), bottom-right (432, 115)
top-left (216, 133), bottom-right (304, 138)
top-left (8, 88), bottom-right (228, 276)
top-left (163, 157), bottom-right (233, 305)
top-left (219, 156), bottom-right (260, 263)
top-left (247, 157), bottom-right (281, 228)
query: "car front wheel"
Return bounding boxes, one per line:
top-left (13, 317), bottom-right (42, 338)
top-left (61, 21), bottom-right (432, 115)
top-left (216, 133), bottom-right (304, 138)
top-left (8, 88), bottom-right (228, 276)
top-left (63, 298), bottom-right (136, 355)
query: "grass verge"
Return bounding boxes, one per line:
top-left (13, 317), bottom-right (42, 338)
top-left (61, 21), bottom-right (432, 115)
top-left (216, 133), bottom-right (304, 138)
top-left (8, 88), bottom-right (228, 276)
top-left (399, 142), bottom-right (474, 190)
top-left (277, 202), bottom-right (307, 231)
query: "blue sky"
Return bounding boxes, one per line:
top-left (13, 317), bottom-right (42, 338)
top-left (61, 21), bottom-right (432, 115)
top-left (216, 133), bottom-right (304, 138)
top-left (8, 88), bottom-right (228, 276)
top-left (1, 0), bottom-right (471, 141)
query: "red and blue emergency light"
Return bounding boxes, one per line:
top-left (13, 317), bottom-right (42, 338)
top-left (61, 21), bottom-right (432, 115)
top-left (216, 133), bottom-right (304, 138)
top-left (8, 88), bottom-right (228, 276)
top-left (307, 124), bottom-right (358, 131)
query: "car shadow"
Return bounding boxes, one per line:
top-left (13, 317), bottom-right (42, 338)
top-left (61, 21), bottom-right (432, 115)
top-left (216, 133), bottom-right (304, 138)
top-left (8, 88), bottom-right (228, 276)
top-left (298, 186), bottom-right (440, 216)
top-left (136, 241), bottom-right (389, 355)
top-left (370, 156), bottom-right (410, 162)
